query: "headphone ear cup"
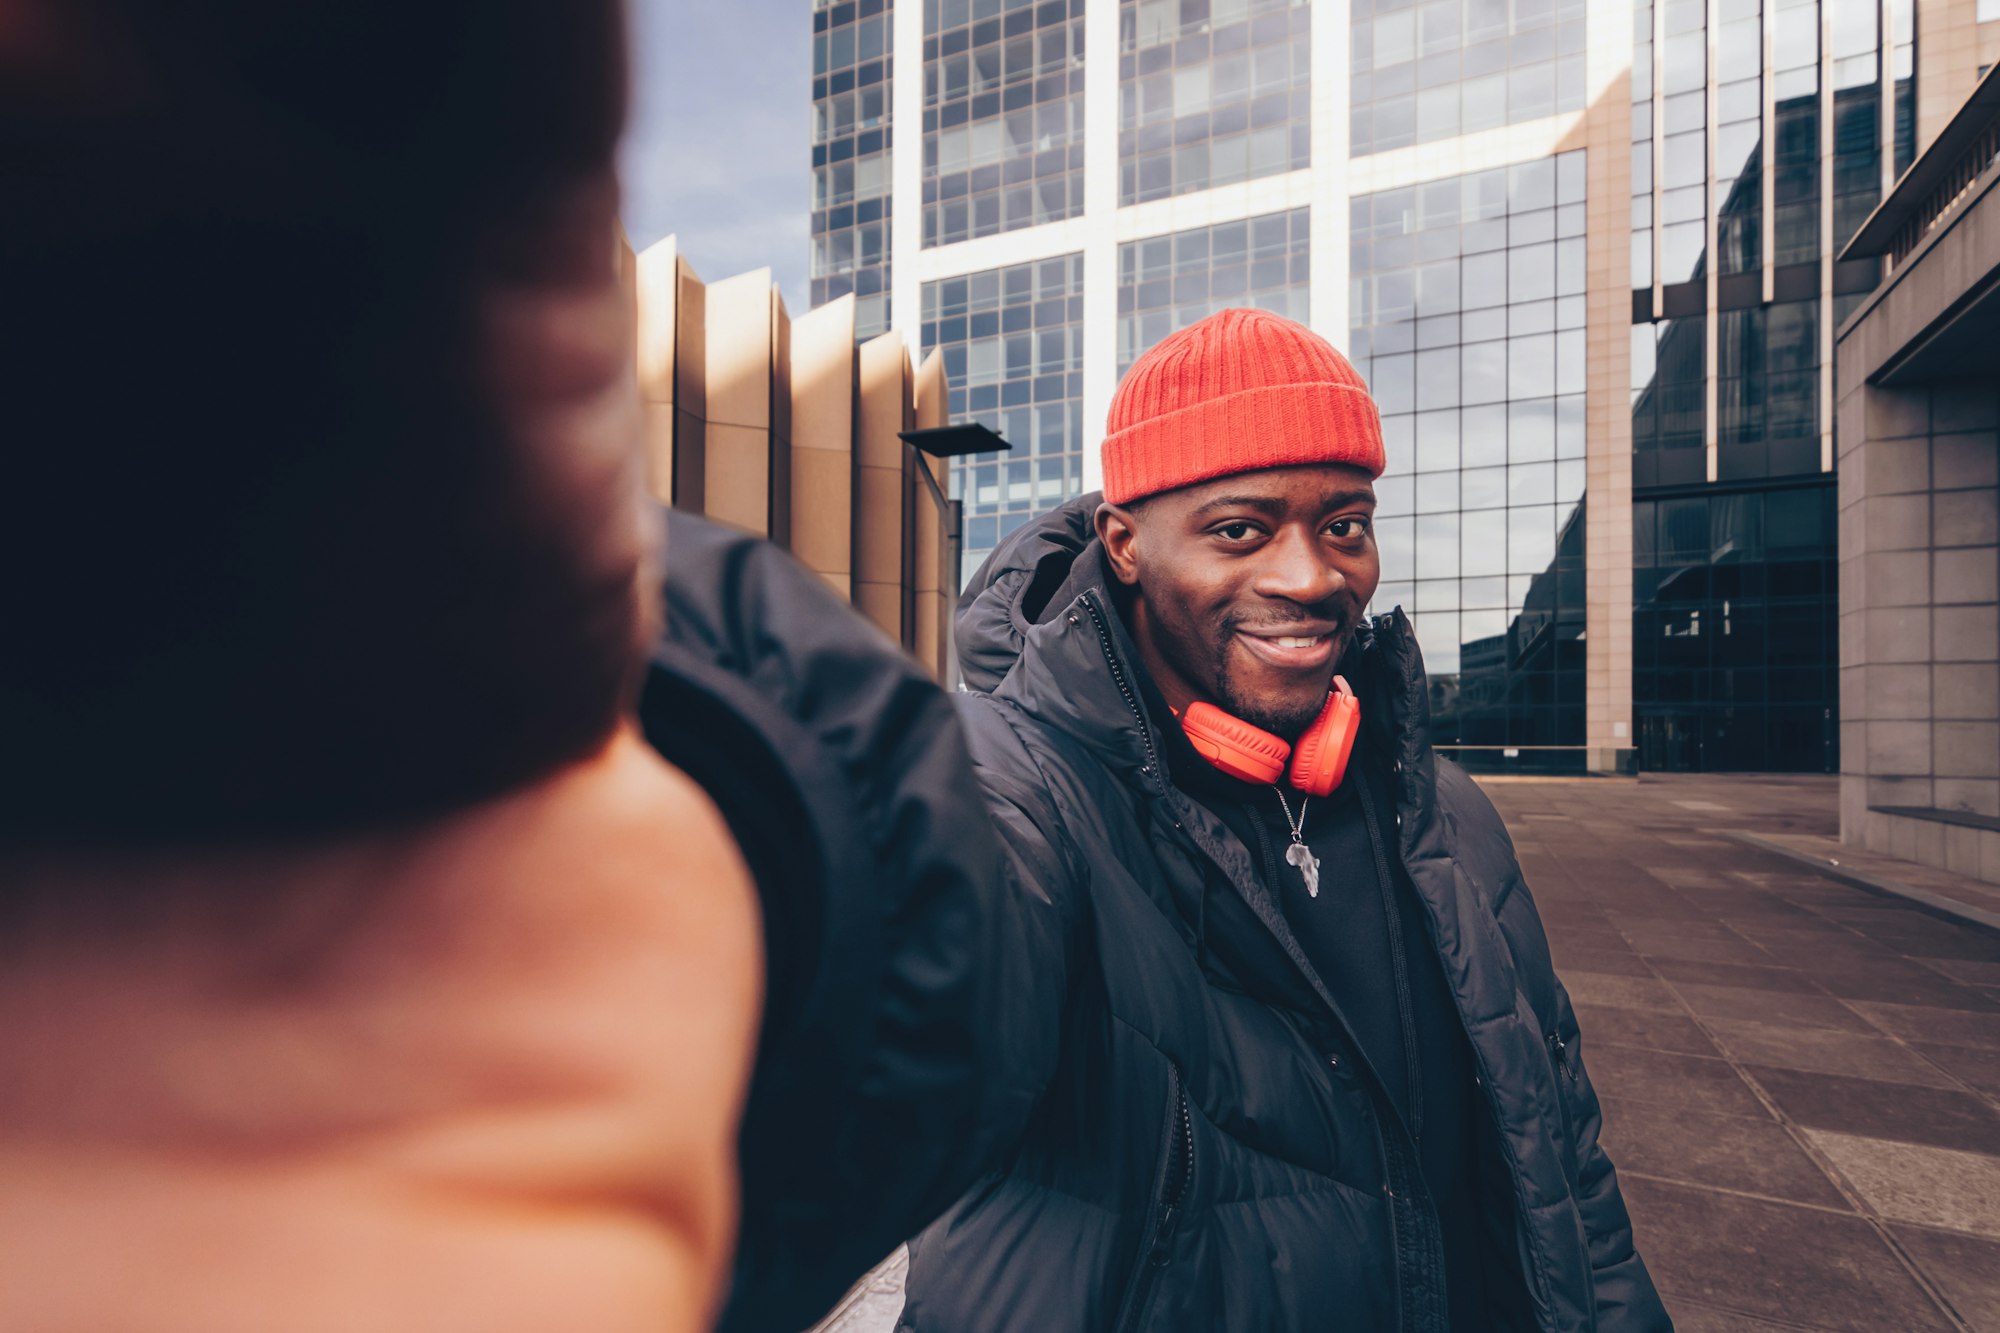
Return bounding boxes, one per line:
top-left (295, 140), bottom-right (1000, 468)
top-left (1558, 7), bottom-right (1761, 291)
top-left (1181, 702), bottom-right (1291, 786)
top-left (1287, 682), bottom-right (1361, 797)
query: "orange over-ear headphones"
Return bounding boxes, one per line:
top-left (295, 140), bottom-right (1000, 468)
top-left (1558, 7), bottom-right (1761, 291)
top-left (1178, 676), bottom-right (1361, 797)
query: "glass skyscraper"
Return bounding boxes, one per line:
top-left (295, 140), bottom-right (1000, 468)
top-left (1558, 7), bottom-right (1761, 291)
top-left (813, 0), bottom-right (896, 338)
top-left (809, 0), bottom-right (2000, 773)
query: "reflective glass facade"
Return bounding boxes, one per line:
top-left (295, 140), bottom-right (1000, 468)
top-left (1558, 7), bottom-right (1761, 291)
top-left (924, 254), bottom-right (1088, 576)
top-left (1632, 486), bottom-right (1837, 771)
top-left (1625, 0), bottom-right (1875, 769)
top-left (814, 0), bottom-right (896, 337)
top-left (922, 0), bottom-right (1088, 247)
top-left (1118, 0), bottom-right (1312, 205)
top-left (1350, 0), bottom-right (1588, 155)
top-left (1117, 208), bottom-right (1311, 376)
top-left (1351, 152), bottom-right (1590, 768)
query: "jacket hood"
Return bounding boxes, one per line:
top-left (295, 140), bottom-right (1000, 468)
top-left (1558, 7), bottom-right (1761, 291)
top-left (956, 493), bottom-right (1104, 695)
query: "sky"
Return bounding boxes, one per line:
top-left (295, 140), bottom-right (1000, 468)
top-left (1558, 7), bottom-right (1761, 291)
top-left (622, 0), bottom-right (813, 313)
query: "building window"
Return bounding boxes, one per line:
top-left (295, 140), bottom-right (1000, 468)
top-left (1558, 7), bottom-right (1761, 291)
top-left (923, 253), bottom-right (1087, 580)
top-left (1632, 485), bottom-right (1837, 771)
top-left (1715, 299), bottom-right (1820, 479)
top-left (1351, 0), bottom-right (1588, 157)
top-left (1772, 0), bottom-right (1820, 266)
top-left (1350, 151), bottom-right (1589, 766)
top-left (813, 0), bottom-right (895, 338)
top-left (1630, 313), bottom-right (1706, 487)
top-left (922, 0), bottom-right (1088, 248)
top-left (1117, 208), bottom-right (1311, 378)
top-left (1715, 0), bottom-right (1761, 275)
top-left (1118, 0), bottom-right (1312, 205)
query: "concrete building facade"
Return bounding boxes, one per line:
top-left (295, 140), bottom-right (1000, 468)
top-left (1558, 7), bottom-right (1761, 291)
top-left (809, 0), bottom-right (2000, 772)
top-left (1836, 69), bottom-right (2000, 883)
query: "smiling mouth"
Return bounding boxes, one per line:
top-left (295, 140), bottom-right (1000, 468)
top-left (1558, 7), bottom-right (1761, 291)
top-left (1235, 628), bottom-right (1341, 671)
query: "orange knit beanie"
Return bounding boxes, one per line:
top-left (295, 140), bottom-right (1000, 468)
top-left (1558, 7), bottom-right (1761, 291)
top-left (1102, 308), bottom-right (1385, 505)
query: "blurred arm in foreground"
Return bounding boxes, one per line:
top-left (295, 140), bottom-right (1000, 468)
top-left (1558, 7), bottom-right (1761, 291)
top-left (0, 2), bottom-right (761, 1329)
top-left (645, 511), bottom-right (1063, 1333)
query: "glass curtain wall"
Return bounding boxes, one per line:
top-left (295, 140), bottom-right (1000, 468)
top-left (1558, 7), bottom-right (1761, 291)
top-left (923, 0), bottom-right (1088, 247)
top-left (1119, 0), bottom-right (1311, 205)
top-left (1629, 0), bottom-right (1847, 770)
top-left (1351, 152), bottom-right (1589, 770)
top-left (814, 0), bottom-right (896, 336)
top-left (1117, 208), bottom-right (1311, 377)
top-left (925, 254), bottom-right (1088, 578)
top-left (1351, 0), bottom-right (1588, 154)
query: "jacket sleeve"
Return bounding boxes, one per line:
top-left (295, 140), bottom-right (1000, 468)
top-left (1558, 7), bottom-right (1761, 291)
top-left (642, 512), bottom-right (1083, 1333)
top-left (1551, 976), bottom-right (1675, 1332)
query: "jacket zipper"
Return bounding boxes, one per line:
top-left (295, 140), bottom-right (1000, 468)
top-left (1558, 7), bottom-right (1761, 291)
top-left (1079, 593), bottom-right (1161, 781)
top-left (1547, 1032), bottom-right (1577, 1084)
top-left (1114, 1063), bottom-right (1195, 1333)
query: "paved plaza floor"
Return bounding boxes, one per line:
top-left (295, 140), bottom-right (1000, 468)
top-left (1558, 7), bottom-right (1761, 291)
top-left (813, 773), bottom-right (2000, 1332)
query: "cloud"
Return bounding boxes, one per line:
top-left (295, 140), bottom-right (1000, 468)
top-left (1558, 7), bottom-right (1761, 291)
top-left (620, 0), bottom-right (812, 312)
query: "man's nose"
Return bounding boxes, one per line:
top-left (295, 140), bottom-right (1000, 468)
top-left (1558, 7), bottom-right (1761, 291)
top-left (1253, 527), bottom-right (1345, 606)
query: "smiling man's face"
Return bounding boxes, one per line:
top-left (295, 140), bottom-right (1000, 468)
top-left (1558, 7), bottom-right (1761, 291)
top-left (1098, 463), bottom-right (1381, 742)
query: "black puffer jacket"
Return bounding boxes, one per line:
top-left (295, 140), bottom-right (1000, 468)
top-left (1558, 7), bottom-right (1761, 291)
top-left (903, 497), bottom-right (1669, 1333)
top-left (640, 511), bottom-right (1010, 1333)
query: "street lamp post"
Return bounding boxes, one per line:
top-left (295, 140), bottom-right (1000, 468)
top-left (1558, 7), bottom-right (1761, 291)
top-left (897, 422), bottom-right (1010, 689)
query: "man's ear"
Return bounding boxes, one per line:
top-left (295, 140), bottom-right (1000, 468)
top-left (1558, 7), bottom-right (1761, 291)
top-left (1095, 502), bottom-right (1143, 588)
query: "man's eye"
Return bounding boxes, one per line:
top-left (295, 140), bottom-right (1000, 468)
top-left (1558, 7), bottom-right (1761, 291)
top-left (1215, 522), bottom-right (1256, 541)
top-left (1329, 517), bottom-right (1371, 539)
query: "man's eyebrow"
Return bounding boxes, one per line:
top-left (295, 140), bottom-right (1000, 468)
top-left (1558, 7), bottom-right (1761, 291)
top-left (1188, 494), bottom-right (1287, 519)
top-left (1186, 488), bottom-right (1377, 520)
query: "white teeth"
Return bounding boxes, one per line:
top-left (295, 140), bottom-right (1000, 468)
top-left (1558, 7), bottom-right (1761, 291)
top-left (1273, 636), bottom-right (1323, 649)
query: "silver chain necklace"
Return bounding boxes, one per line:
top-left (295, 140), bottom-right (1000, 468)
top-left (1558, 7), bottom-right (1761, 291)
top-left (1272, 788), bottom-right (1320, 897)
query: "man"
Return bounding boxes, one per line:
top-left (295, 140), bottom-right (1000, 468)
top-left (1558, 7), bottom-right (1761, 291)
top-left (1, 3), bottom-right (765, 1328)
top-left (905, 309), bottom-right (1670, 1332)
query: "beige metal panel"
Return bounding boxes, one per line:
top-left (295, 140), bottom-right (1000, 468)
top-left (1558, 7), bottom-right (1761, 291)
top-left (854, 332), bottom-right (912, 643)
top-left (789, 296), bottom-right (858, 596)
top-left (636, 236), bottom-right (681, 504)
top-left (675, 257), bottom-right (707, 512)
top-left (703, 269), bottom-right (775, 536)
top-left (912, 349), bottom-right (952, 680)
top-left (771, 285), bottom-right (794, 550)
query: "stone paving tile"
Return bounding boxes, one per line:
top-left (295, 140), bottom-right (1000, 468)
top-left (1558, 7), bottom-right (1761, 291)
top-left (1922, 957), bottom-right (2000, 987)
top-left (1813, 961), bottom-right (2000, 1011)
top-left (1646, 957), bottom-right (1829, 994)
top-left (1805, 1131), bottom-right (2000, 1236)
top-left (1701, 1018), bottom-right (1966, 1089)
top-left (1562, 971), bottom-right (1683, 1012)
top-left (1598, 1099), bottom-right (1848, 1208)
top-left (1572, 1001), bottom-right (1722, 1056)
top-left (1851, 1001), bottom-right (2000, 1050)
top-left (1742, 1065), bottom-right (2000, 1155)
top-left (1911, 1042), bottom-right (2000, 1099)
top-left (1888, 1226), bottom-right (2000, 1330)
top-left (1617, 1177), bottom-right (1958, 1333)
top-left (1586, 1047), bottom-right (1771, 1119)
top-left (1673, 983), bottom-right (1881, 1033)
top-left (1665, 1300), bottom-right (1832, 1331)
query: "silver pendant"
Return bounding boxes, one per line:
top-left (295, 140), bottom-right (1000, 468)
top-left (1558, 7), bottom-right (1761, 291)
top-left (1285, 841), bottom-right (1321, 898)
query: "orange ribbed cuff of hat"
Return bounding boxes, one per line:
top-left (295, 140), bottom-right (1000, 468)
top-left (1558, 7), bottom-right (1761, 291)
top-left (1101, 308), bottom-right (1386, 506)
